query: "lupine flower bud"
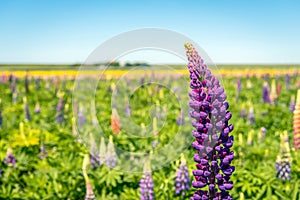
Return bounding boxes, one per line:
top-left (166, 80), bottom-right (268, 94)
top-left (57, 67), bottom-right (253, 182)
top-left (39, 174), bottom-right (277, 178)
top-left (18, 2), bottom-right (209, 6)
top-left (276, 131), bottom-right (291, 181)
top-left (82, 154), bottom-right (96, 200)
top-left (175, 154), bottom-right (190, 196)
top-left (105, 136), bottom-right (118, 168)
top-left (4, 148), bottom-right (16, 168)
top-left (140, 160), bottom-right (155, 200)
top-left (185, 43), bottom-right (234, 200)
top-left (262, 82), bottom-right (271, 104)
top-left (235, 78), bottom-right (241, 102)
top-left (23, 97), bottom-right (31, 121)
top-left (293, 90), bottom-right (300, 149)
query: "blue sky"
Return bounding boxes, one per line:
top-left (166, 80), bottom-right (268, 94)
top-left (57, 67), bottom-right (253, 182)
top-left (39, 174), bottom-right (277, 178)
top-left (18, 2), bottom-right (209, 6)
top-left (0, 0), bottom-right (299, 64)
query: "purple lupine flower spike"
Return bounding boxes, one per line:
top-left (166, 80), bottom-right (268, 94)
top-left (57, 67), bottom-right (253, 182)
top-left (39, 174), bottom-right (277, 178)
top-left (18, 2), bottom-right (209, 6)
top-left (248, 106), bottom-right (255, 125)
top-left (56, 97), bottom-right (64, 125)
top-left (139, 160), bottom-right (155, 200)
top-left (78, 105), bottom-right (86, 128)
top-left (0, 99), bottom-right (2, 128)
top-left (4, 148), bottom-right (16, 168)
top-left (175, 154), bottom-right (190, 196)
top-left (23, 97), bottom-right (31, 121)
top-left (125, 103), bottom-right (131, 117)
top-left (262, 82), bottom-right (271, 104)
top-left (235, 78), bottom-right (241, 102)
top-left (35, 77), bottom-right (40, 91)
top-left (185, 43), bottom-right (234, 200)
top-left (89, 135), bottom-right (100, 170)
top-left (285, 74), bottom-right (290, 90)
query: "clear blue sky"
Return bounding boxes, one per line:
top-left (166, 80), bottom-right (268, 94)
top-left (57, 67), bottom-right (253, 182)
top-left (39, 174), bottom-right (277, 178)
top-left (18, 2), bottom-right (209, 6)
top-left (0, 0), bottom-right (299, 64)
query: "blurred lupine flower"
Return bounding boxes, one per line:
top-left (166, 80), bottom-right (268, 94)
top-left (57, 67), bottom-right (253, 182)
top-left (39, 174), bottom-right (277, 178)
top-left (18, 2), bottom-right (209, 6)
top-left (0, 169), bottom-right (3, 178)
top-left (105, 136), bottom-right (118, 168)
top-left (99, 137), bottom-right (106, 166)
top-left (240, 104), bottom-right (247, 119)
top-left (35, 77), bottom-right (40, 91)
top-left (276, 131), bottom-right (291, 181)
top-left (34, 102), bottom-right (40, 114)
top-left (248, 107), bottom-right (255, 125)
top-left (4, 148), bottom-right (16, 168)
top-left (125, 103), bottom-right (131, 117)
top-left (38, 142), bottom-right (48, 160)
top-left (185, 43), bottom-right (234, 200)
top-left (176, 109), bottom-right (185, 126)
top-left (247, 130), bottom-right (254, 145)
top-left (45, 78), bottom-right (50, 90)
top-left (293, 90), bottom-right (300, 149)
top-left (56, 97), bottom-right (64, 125)
top-left (78, 105), bottom-right (86, 128)
top-left (25, 74), bottom-right (29, 93)
top-left (89, 134), bottom-right (100, 170)
top-left (1, 74), bottom-right (7, 84)
top-left (0, 99), bottom-right (2, 128)
top-left (12, 90), bottom-right (18, 104)
top-left (285, 74), bottom-right (290, 90)
top-left (235, 78), bottom-right (241, 102)
top-left (270, 80), bottom-right (277, 105)
top-left (23, 97), bottom-right (31, 121)
top-left (111, 108), bottom-right (120, 134)
top-left (175, 154), bottom-right (190, 196)
top-left (151, 117), bottom-right (160, 148)
top-left (0, 110), bottom-right (2, 128)
top-left (82, 154), bottom-right (96, 200)
top-left (246, 79), bottom-right (252, 89)
top-left (289, 95), bottom-right (296, 113)
top-left (262, 82), bottom-right (271, 103)
top-left (276, 81), bottom-right (281, 96)
top-left (260, 127), bottom-right (267, 141)
top-left (139, 160), bottom-right (155, 200)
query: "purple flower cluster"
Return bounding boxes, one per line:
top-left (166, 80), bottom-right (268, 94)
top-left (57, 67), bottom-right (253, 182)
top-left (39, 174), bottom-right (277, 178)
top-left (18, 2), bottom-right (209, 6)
top-left (262, 82), bottom-right (271, 104)
top-left (285, 74), bottom-right (290, 90)
top-left (105, 136), bottom-right (118, 168)
top-left (4, 149), bottom-right (16, 168)
top-left (140, 171), bottom-right (155, 200)
top-left (175, 155), bottom-right (190, 196)
top-left (185, 43), bottom-right (234, 200)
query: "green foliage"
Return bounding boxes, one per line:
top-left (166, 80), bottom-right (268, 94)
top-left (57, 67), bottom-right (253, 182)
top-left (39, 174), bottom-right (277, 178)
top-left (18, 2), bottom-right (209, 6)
top-left (0, 74), bottom-right (299, 199)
